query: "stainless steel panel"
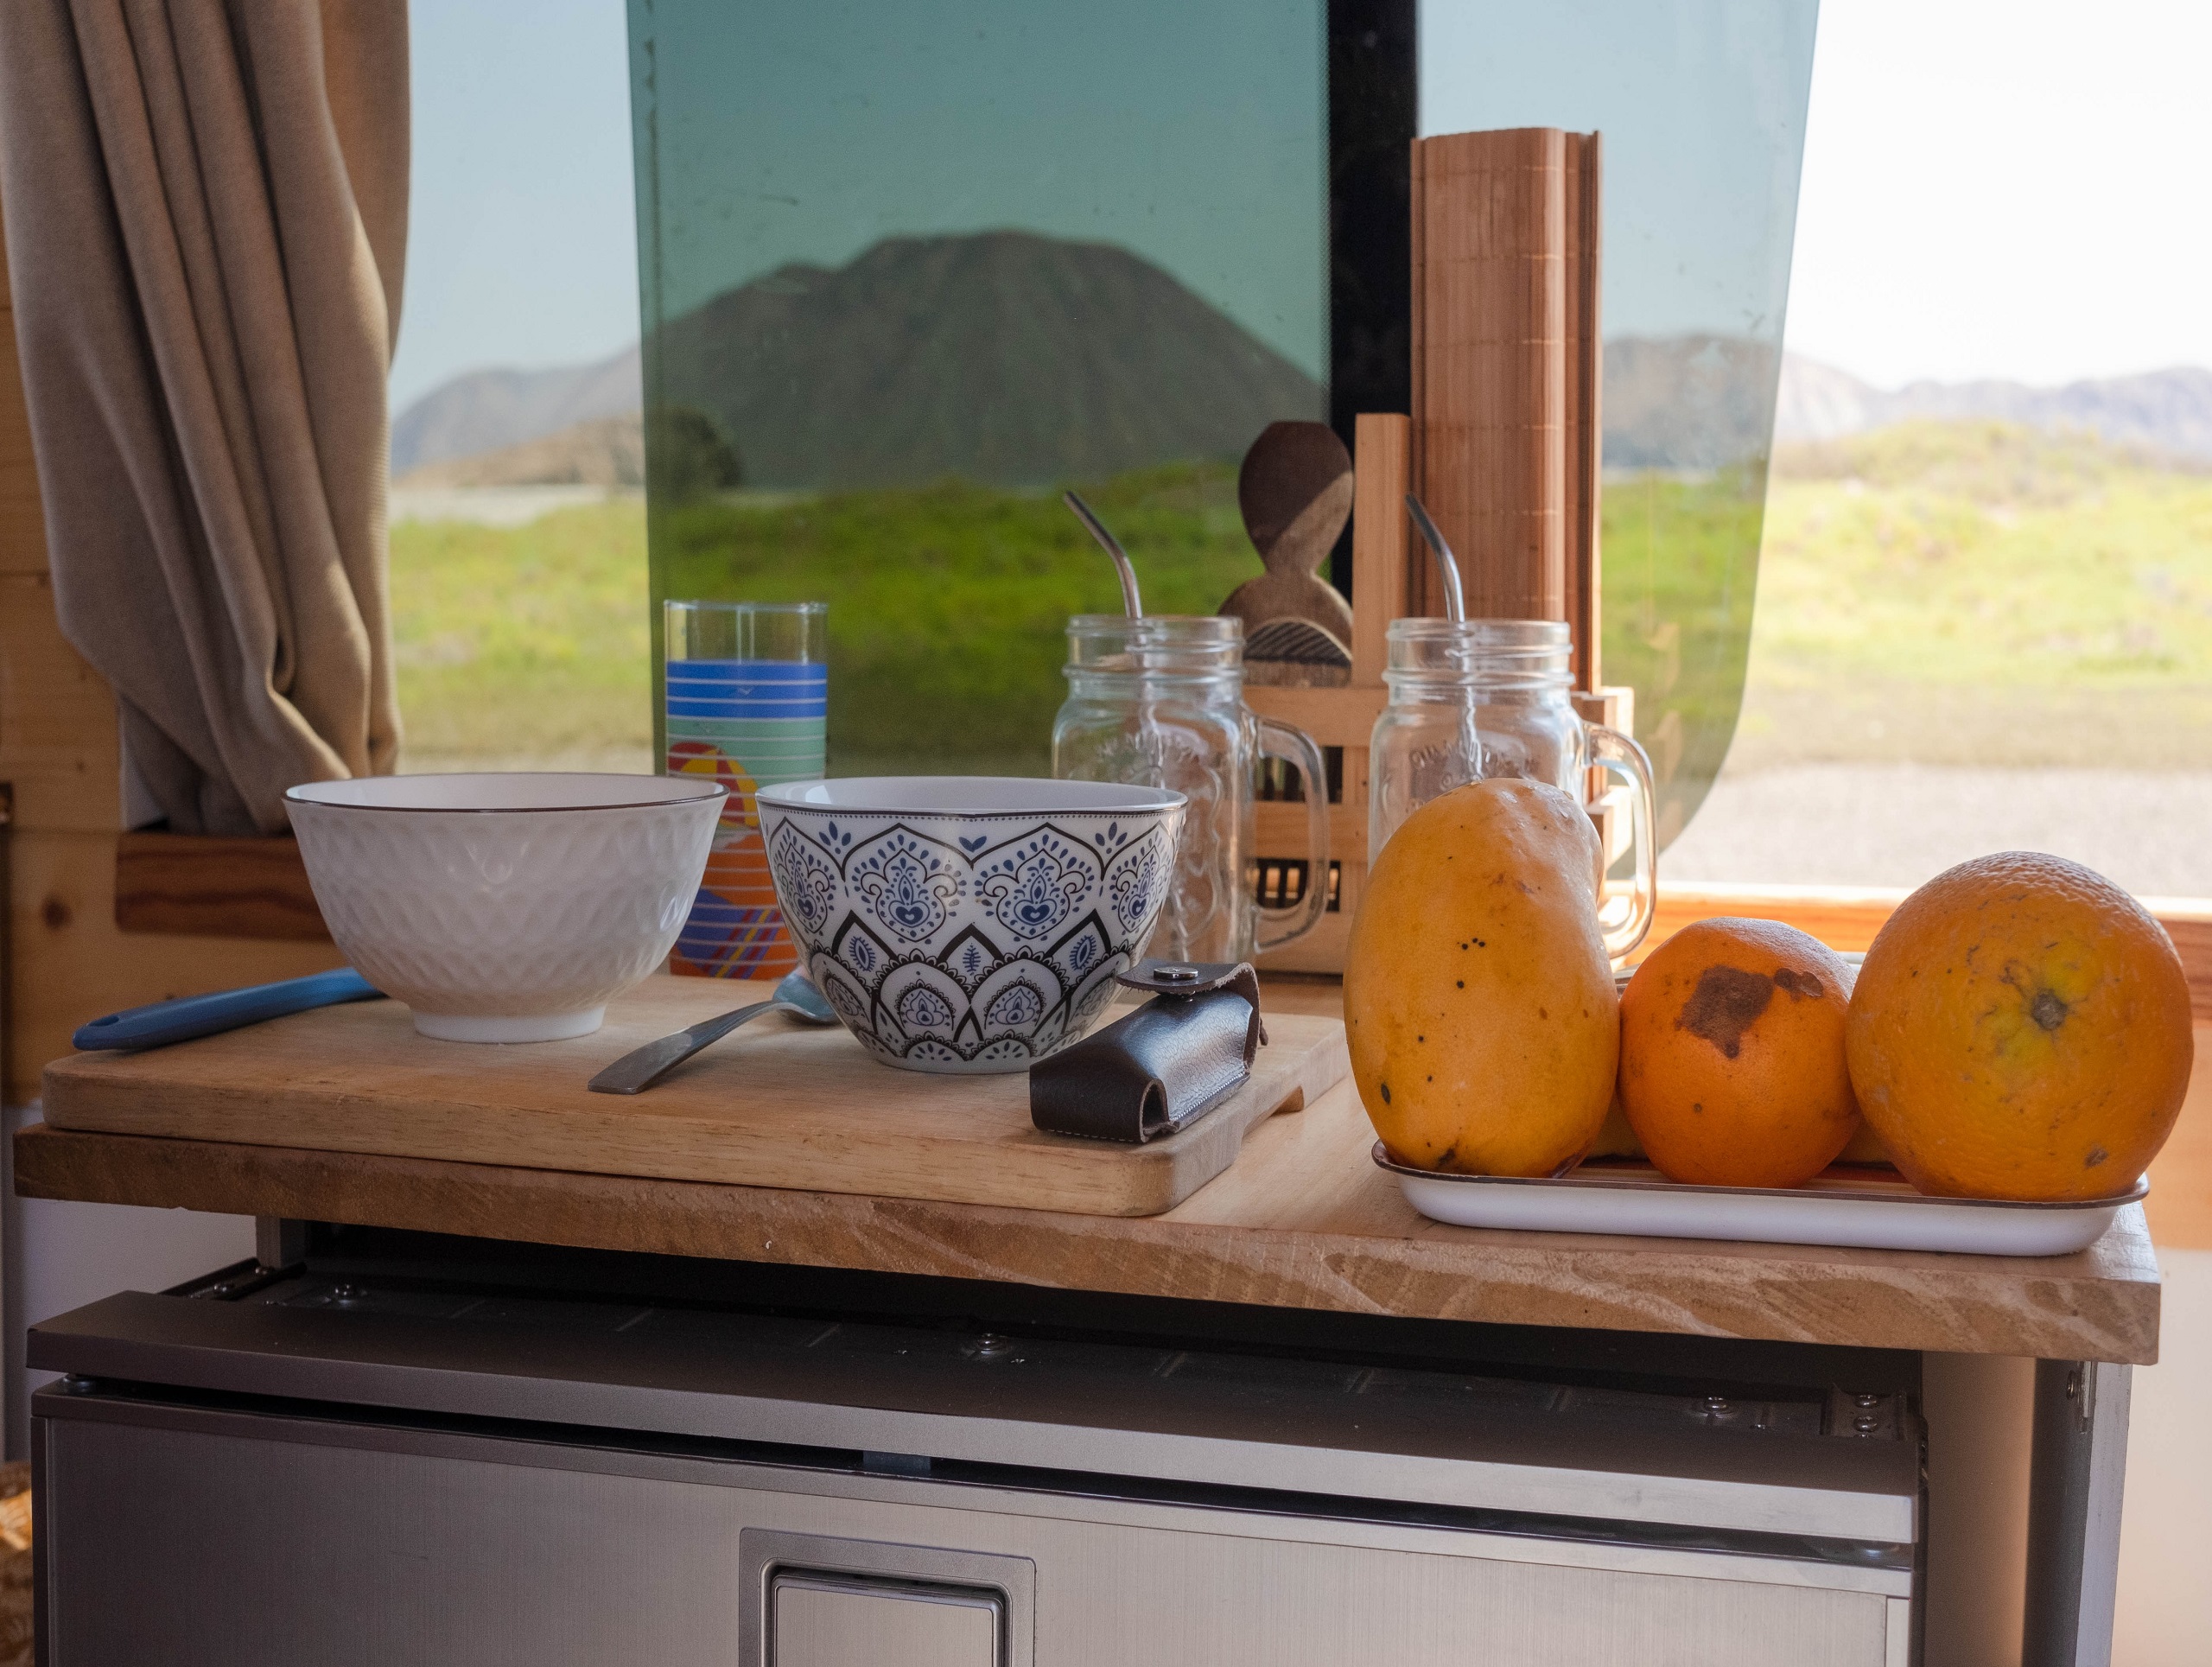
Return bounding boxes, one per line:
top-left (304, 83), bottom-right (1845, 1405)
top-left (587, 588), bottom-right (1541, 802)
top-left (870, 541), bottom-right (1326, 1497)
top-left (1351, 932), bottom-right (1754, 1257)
top-left (739, 1530), bottom-right (1034, 1666)
top-left (42, 1388), bottom-right (1916, 1597)
top-left (41, 1402), bottom-right (1903, 1667)
top-left (772, 1576), bottom-right (997, 1667)
top-left (2024, 1358), bottom-right (2132, 1667)
top-left (30, 1288), bottom-right (1921, 1543)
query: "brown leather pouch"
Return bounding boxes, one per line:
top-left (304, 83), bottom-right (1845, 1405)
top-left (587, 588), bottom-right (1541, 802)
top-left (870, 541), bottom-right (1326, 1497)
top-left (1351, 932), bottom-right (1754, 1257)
top-left (1028, 961), bottom-right (1267, 1144)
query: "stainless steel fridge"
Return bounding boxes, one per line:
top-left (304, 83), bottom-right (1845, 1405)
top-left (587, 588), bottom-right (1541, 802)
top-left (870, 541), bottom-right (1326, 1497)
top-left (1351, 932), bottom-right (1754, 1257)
top-left (30, 1231), bottom-right (1920, 1665)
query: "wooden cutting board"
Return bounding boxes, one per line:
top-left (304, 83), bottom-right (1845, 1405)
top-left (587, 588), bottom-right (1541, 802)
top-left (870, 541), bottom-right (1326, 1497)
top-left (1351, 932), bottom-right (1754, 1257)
top-left (41, 975), bottom-right (1349, 1218)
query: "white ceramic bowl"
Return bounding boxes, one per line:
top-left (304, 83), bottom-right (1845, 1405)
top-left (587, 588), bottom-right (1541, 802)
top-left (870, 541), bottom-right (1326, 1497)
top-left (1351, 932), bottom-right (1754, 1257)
top-left (758, 776), bottom-right (1185, 1072)
top-left (285, 773), bottom-right (727, 1042)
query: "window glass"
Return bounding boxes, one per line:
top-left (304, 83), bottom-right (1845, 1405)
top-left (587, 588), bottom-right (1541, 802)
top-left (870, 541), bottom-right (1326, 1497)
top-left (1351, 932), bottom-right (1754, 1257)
top-left (389, 0), bottom-right (647, 775)
top-left (628, 0), bottom-right (1328, 775)
top-left (1420, 0), bottom-right (1819, 845)
top-left (626, 1), bottom-right (1818, 810)
top-left (1661, 0), bottom-right (2212, 900)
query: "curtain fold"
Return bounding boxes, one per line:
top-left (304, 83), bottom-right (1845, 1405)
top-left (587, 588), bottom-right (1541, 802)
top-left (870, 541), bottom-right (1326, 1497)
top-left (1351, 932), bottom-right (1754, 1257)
top-left (0, 0), bottom-right (407, 834)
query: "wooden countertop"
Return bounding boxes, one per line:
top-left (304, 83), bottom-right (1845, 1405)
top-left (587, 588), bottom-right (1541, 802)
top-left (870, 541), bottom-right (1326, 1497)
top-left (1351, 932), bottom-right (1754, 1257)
top-left (15, 977), bottom-right (2161, 1365)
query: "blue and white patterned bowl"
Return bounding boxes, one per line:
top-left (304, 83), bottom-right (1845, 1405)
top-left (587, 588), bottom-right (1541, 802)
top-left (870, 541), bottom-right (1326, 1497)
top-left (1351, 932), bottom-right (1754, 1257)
top-left (756, 776), bottom-right (1186, 1073)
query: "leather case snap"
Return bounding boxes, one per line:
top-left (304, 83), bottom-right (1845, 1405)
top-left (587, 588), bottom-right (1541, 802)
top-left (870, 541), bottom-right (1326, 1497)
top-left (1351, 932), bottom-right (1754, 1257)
top-left (1028, 961), bottom-right (1266, 1144)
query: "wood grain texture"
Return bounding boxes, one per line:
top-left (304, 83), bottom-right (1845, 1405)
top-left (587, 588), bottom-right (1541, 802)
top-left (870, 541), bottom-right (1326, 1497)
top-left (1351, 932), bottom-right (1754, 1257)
top-left (2147, 902), bottom-right (2212, 1021)
top-left (1411, 127), bottom-right (1580, 624)
top-left (0, 301), bottom-right (47, 576)
top-left (41, 975), bottom-right (1349, 1218)
top-left (7, 828), bottom-right (346, 1103)
top-left (2, 188), bottom-right (344, 1104)
top-left (1349, 413), bottom-right (1411, 688)
top-left (1243, 684), bottom-right (1386, 750)
top-left (10, 1086), bottom-right (2161, 1363)
top-left (14, 974), bottom-right (2168, 1358)
top-left (1562, 132), bottom-right (1602, 693)
top-left (1637, 882), bottom-right (1905, 961)
top-left (113, 830), bottom-right (329, 939)
top-left (2145, 1020), bottom-right (2212, 1250)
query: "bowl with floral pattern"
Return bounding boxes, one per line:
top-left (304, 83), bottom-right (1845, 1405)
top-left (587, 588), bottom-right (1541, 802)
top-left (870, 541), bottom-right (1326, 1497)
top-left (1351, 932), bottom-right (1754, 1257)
top-left (756, 776), bottom-right (1185, 1073)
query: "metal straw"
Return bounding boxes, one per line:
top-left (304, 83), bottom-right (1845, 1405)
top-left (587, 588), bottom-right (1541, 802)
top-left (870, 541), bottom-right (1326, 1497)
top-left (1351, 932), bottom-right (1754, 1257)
top-left (1402, 492), bottom-right (1483, 789)
top-left (1404, 493), bottom-right (1466, 623)
top-left (1065, 491), bottom-right (1143, 619)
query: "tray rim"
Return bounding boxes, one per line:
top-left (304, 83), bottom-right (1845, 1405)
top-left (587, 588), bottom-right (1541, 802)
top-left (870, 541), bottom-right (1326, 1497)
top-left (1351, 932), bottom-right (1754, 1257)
top-left (1370, 1142), bottom-right (2149, 1213)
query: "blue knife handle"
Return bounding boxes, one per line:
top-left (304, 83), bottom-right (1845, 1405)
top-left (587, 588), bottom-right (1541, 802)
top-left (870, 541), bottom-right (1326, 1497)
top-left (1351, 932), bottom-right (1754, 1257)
top-left (73, 968), bottom-right (383, 1052)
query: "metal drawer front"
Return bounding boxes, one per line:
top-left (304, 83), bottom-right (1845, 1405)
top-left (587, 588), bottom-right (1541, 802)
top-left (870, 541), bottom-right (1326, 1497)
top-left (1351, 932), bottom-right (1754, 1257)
top-left (772, 1576), bottom-right (998, 1667)
top-left (741, 1531), bottom-right (1034, 1667)
top-left (40, 1403), bottom-right (1907, 1667)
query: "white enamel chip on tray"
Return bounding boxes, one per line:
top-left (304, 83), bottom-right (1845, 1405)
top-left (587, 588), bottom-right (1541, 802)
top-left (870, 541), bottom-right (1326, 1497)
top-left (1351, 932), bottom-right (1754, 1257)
top-left (1376, 1144), bottom-right (2146, 1257)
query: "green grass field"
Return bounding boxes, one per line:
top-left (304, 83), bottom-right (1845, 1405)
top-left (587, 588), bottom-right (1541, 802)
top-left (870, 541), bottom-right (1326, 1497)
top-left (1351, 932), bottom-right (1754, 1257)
top-left (391, 499), bottom-right (652, 770)
top-left (389, 421), bottom-right (2212, 788)
top-left (1734, 422), bottom-right (2212, 769)
top-left (652, 462), bottom-right (1257, 775)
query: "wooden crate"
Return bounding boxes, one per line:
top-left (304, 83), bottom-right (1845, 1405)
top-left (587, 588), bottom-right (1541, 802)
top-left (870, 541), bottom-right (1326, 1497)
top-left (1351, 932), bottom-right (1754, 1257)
top-left (1249, 127), bottom-right (1624, 975)
top-left (1248, 413), bottom-right (1632, 973)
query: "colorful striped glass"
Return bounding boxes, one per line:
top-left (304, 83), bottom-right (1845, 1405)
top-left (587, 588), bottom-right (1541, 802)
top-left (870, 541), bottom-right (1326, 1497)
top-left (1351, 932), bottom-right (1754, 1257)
top-left (664, 601), bottom-right (828, 978)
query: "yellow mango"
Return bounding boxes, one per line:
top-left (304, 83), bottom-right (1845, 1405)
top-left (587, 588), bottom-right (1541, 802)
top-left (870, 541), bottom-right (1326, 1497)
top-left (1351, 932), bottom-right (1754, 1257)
top-left (1344, 778), bottom-right (1618, 1175)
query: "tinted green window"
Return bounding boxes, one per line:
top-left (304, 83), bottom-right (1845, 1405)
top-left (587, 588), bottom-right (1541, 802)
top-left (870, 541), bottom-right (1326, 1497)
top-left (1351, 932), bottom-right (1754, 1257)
top-left (628, 0), bottom-right (1328, 775)
top-left (628, 0), bottom-right (1817, 839)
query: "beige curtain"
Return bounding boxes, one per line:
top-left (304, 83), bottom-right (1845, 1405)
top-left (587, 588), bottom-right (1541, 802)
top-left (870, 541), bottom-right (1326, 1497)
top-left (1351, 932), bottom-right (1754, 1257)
top-left (0, 0), bottom-right (407, 835)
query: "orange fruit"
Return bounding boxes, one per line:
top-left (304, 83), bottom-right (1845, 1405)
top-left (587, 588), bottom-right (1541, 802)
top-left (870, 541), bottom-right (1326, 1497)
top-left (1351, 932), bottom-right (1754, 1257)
top-left (1618, 919), bottom-right (1860, 1187)
top-left (1846, 852), bottom-right (2191, 1200)
top-left (1344, 779), bottom-right (1618, 1176)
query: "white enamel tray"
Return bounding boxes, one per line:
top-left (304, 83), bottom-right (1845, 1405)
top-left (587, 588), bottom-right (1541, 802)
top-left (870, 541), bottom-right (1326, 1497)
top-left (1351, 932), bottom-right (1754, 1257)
top-left (1376, 1144), bottom-right (2146, 1257)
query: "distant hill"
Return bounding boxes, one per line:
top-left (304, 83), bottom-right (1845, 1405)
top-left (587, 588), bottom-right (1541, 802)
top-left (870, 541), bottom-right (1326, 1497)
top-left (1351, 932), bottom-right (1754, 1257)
top-left (1776, 354), bottom-right (2212, 460)
top-left (395, 270), bottom-right (2212, 487)
top-left (391, 347), bottom-right (640, 475)
top-left (654, 231), bottom-right (1322, 488)
top-left (1602, 334), bottom-right (1779, 470)
top-left (394, 415), bottom-right (644, 489)
top-left (1593, 338), bottom-right (2212, 471)
top-left (390, 232), bottom-right (1320, 489)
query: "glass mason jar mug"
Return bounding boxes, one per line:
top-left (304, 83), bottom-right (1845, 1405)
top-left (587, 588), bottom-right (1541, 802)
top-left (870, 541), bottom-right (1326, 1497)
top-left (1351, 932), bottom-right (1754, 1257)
top-left (1370, 619), bottom-right (1657, 959)
top-left (1052, 615), bottom-right (1330, 962)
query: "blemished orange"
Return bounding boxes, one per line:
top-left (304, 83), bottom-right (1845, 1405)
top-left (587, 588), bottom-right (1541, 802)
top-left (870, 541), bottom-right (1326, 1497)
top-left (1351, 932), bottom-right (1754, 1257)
top-left (1344, 778), bottom-right (1618, 1177)
top-left (1845, 851), bottom-right (2192, 1201)
top-left (1618, 919), bottom-right (1861, 1188)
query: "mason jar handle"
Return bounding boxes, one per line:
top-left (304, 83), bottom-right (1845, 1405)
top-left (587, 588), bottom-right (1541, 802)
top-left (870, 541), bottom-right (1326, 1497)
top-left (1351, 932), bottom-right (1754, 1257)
top-left (1255, 716), bottom-right (1331, 952)
top-left (1586, 723), bottom-right (1657, 961)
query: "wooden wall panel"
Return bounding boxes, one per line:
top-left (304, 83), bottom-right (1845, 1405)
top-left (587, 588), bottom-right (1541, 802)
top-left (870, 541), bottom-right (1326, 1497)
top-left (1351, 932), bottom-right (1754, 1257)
top-left (0, 299), bottom-right (44, 571)
top-left (113, 832), bottom-right (328, 940)
top-left (0, 189), bottom-right (347, 1105)
top-left (8, 831), bottom-right (344, 1101)
top-left (0, 572), bottom-right (120, 835)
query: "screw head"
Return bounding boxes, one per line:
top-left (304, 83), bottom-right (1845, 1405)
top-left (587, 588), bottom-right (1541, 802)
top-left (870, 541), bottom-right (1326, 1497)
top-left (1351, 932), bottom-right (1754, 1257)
top-left (1155, 964), bottom-right (1200, 983)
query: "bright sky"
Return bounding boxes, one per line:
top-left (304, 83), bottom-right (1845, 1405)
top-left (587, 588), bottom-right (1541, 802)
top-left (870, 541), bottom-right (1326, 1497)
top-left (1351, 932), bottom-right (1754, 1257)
top-left (387, 0), bottom-right (638, 411)
top-left (388, 0), bottom-right (2212, 411)
top-left (1784, 0), bottom-right (2212, 387)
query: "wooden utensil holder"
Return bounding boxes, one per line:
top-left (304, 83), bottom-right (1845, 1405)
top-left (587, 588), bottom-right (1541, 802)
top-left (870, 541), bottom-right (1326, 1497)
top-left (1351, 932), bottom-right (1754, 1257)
top-left (1248, 127), bottom-right (1632, 975)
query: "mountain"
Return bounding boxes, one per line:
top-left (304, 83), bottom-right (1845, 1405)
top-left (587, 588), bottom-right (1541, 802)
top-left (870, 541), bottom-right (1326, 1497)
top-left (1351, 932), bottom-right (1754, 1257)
top-left (391, 347), bottom-right (641, 475)
top-left (1601, 334), bottom-right (1780, 471)
top-left (654, 231), bottom-right (1322, 489)
top-left (1775, 354), bottom-right (2212, 459)
top-left (390, 232), bottom-right (1320, 490)
top-left (393, 415), bottom-right (644, 489)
